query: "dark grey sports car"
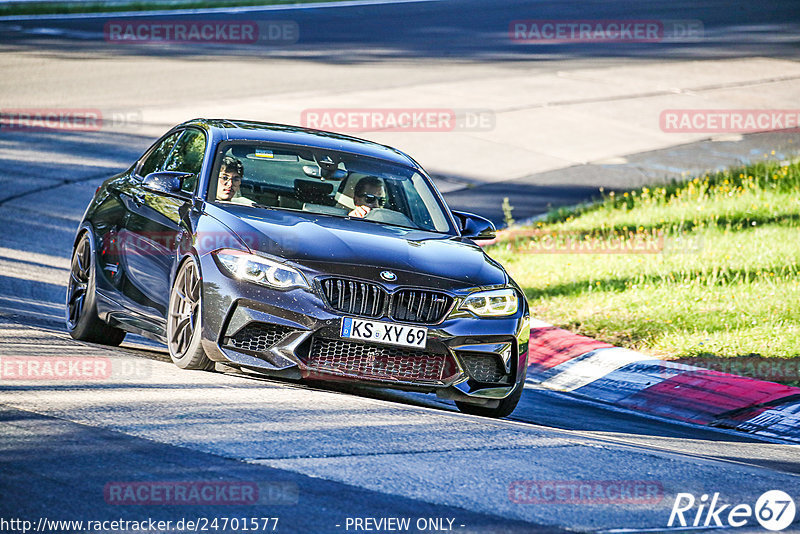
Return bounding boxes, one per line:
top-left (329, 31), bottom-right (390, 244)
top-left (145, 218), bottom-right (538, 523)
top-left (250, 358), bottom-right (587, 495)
top-left (67, 119), bottom-right (530, 417)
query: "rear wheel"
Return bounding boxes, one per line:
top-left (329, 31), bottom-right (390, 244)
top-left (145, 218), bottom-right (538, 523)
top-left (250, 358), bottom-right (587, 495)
top-left (66, 231), bottom-right (126, 345)
top-left (167, 258), bottom-right (213, 370)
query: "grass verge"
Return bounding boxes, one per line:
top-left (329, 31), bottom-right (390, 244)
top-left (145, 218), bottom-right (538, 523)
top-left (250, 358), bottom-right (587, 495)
top-left (0, 0), bottom-right (342, 17)
top-left (488, 155), bottom-right (800, 384)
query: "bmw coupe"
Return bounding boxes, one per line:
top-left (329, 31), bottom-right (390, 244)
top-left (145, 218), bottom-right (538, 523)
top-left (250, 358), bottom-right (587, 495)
top-left (67, 119), bottom-right (530, 417)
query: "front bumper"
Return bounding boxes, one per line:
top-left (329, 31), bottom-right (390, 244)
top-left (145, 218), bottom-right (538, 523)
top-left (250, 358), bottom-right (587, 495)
top-left (199, 256), bottom-right (530, 404)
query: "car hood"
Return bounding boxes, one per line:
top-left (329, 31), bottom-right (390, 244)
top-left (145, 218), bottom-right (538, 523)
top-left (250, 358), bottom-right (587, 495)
top-left (208, 206), bottom-right (507, 289)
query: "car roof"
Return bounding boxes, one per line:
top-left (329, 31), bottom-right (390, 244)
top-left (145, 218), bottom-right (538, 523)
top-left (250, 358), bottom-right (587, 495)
top-left (180, 118), bottom-right (421, 169)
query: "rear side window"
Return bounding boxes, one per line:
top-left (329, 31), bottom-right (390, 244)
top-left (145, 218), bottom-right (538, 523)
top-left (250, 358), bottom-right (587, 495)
top-left (139, 131), bottom-right (181, 177)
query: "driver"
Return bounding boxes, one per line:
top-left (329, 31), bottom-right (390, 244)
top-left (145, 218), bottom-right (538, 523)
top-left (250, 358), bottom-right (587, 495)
top-left (348, 176), bottom-right (385, 218)
top-left (216, 156), bottom-right (255, 206)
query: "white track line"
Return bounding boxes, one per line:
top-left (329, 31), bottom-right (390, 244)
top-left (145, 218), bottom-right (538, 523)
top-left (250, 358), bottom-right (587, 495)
top-left (528, 318), bottom-right (553, 329)
top-left (538, 347), bottom-right (654, 392)
top-left (0, 0), bottom-right (442, 21)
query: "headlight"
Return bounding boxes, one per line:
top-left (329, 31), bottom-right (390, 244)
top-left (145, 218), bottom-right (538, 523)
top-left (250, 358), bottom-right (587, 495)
top-left (460, 288), bottom-right (518, 317)
top-left (213, 249), bottom-right (308, 290)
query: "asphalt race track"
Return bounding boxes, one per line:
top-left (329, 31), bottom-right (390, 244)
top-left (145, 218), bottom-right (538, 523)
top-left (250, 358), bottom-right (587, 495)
top-left (1, 1), bottom-right (800, 532)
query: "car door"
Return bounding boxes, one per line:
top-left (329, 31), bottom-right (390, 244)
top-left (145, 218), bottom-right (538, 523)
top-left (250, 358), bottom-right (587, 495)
top-left (98, 130), bottom-right (181, 322)
top-left (119, 128), bottom-right (207, 317)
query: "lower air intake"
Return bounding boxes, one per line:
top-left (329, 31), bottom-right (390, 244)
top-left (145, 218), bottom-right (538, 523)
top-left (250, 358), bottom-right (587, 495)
top-left (226, 322), bottom-right (295, 353)
top-left (458, 352), bottom-right (508, 383)
top-left (307, 337), bottom-right (455, 382)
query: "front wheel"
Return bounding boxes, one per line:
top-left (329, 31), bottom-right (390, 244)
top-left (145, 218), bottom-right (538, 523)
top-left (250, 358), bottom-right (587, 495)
top-left (66, 231), bottom-right (126, 345)
top-left (455, 366), bottom-right (527, 418)
top-left (166, 257), bottom-right (213, 370)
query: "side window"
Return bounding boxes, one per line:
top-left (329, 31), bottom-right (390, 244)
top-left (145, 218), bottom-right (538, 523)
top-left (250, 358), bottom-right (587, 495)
top-left (138, 131), bottom-right (181, 178)
top-left (165, 129), bottom-right (207, 193)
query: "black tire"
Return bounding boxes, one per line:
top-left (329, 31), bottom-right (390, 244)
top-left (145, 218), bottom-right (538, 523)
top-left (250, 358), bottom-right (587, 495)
top-left (455, 365), bottom-right (527, 418)
top-left (66, 231), bottom-right (126, 346)
top-left (166, 257), bottom-right (213, 370)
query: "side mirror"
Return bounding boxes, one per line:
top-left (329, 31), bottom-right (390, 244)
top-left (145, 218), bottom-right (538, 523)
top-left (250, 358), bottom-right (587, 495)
top-left (142, 171), bottom-right (194, 198)
top-left (452, 210), bottom-right (496, 241)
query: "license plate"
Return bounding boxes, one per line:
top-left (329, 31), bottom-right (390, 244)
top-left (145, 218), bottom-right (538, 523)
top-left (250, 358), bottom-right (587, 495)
top-left (340, 317), bottom-right (427, 349)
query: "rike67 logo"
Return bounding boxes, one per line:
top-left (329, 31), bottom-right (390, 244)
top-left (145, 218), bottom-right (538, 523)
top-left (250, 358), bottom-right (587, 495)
top-left (669, 490), bottom-right (796, 531)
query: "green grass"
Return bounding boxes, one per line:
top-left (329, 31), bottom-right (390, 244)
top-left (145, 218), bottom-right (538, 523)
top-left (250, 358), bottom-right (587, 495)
top-left (489, 156), bottom-right (800, 383)
top-left (0, 0), bottom-right (342, 17)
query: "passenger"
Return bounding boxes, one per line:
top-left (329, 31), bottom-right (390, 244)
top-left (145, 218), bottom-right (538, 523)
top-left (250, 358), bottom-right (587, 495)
top-left (348, 176), bottom-right (386, 218)
top-left (216, 156), bottom-right (255, 206)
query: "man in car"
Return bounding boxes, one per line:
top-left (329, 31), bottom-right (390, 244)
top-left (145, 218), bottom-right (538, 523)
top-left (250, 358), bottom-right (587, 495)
top-left (348, 176), bottom-right (386, 218)
top-left (216, 156), bottom-right (255, 206)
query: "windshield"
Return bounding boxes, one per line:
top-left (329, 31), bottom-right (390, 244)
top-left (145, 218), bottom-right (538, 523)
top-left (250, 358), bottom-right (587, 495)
top-left (208, 142), bottom-right (455, 234)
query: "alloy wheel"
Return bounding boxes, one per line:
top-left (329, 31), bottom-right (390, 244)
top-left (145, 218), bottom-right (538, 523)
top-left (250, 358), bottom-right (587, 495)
top-left (66, 235), bottom-right (91, 328)
top-left (168, 260), bottom-right (201, 357)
